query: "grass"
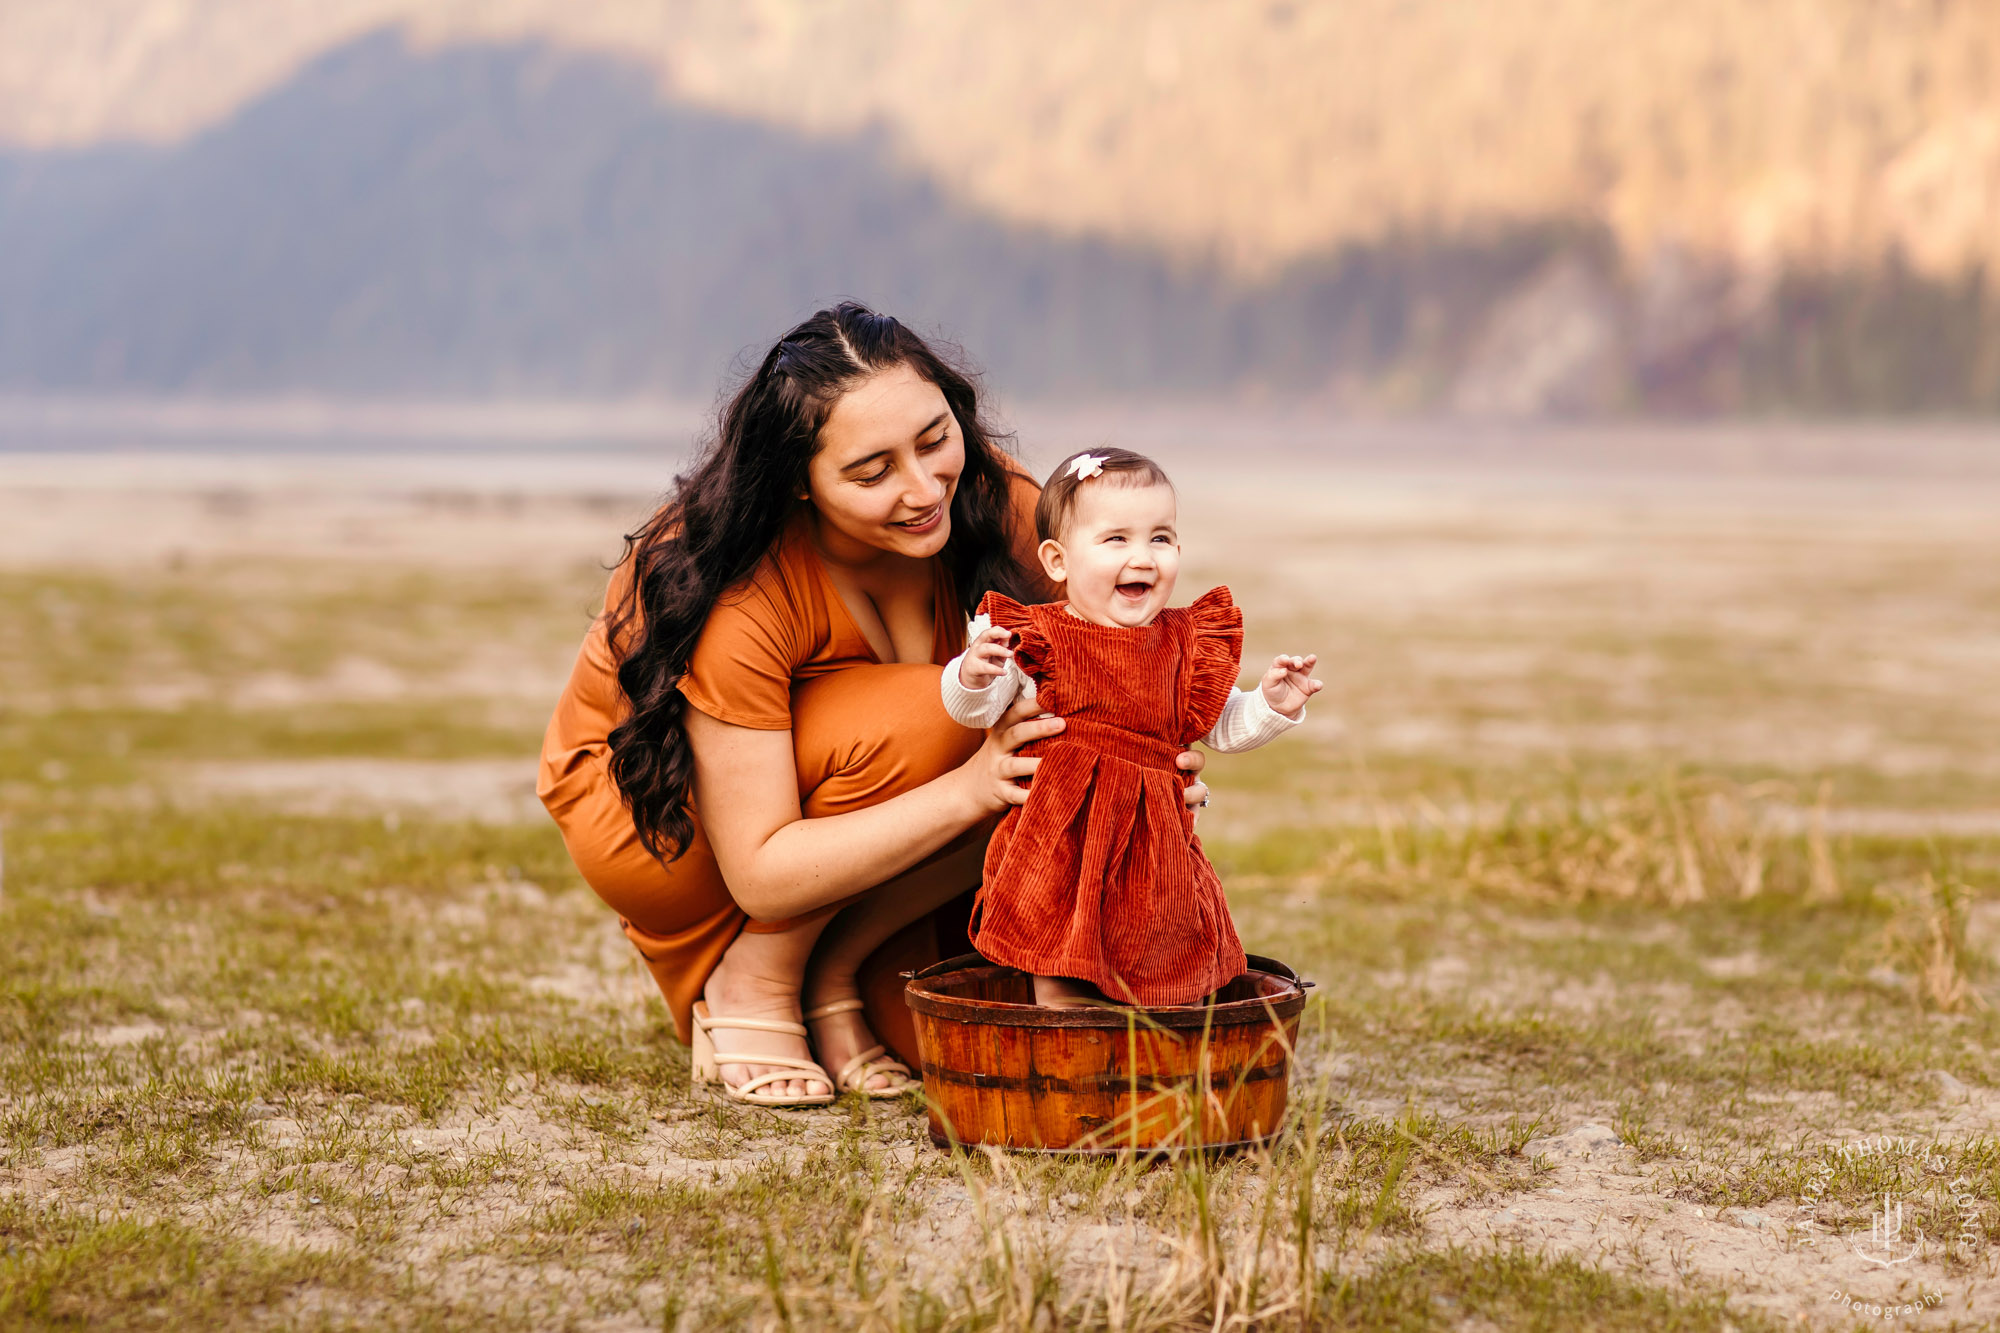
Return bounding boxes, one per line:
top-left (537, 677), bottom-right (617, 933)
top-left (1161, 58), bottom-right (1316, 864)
top-left (0, 703), bottom-right (540, 786)
top-left (4, 492), bottom-right (2000, 1328)
top-left (1317, 1246), bottom-right (1782, 1332)
top-left (0, 1201), bottom-right (375, 1330)
top-left (4, 782), bottom-right (1991, 1326)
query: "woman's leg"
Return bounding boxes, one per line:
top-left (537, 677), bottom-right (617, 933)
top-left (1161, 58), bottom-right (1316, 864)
top-left (790, 664), bottom-right (989, 1086)
top-left (543, 679), bottom-right (838, 1097)
top-left (699, 912), bottom-right (837, 1099)
top-left (547, 659), bottom-right (983, 1096)
top-left (703, 829), bottom-right (979, 1095)
top-left (696, 663), bottom-right (986, 1095)
top-left (803, 838), bottom-right (983, 1087)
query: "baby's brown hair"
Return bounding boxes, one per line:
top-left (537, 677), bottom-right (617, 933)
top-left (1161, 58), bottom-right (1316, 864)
top-left (1033, 448), bottom-right (1174, 543)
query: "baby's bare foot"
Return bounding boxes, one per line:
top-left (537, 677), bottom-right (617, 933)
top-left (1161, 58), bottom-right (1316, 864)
top-left (1032, 974), bottom-right (1103, 1008)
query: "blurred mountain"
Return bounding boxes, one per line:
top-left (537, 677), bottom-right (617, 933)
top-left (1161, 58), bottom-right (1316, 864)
top-left (1, 3), bottom-right (1999, 411)
top-left (0, 34), bottom-right (1542, 401)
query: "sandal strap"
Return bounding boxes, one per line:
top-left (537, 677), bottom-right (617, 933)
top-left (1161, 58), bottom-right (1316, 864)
top-left (835, 1044), bottom-right (912, 1090)
top-left (692, 1003), bottom-right (834, 1102)
top-left (805, 1000), bottom-right (913, 1090)
top-left (730, 1067), bottom-right (831, 1100)
top-left (709, 1051), bottom-right (828, 1075)
top-left (693, 1009), bottom-right (809, 1039)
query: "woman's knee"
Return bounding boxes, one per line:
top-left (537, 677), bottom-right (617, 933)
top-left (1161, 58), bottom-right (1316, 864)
top-left (792, 663), bottom-right (981, 816)
top-left (562, 810), bottom-right (735, 941)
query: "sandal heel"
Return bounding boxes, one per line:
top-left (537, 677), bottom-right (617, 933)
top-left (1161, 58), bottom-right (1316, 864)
top-left (689, 1020), bottom-right (718, 1084)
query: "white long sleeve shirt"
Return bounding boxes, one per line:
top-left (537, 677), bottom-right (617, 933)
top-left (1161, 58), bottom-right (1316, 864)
top-left (938, 612), bottom-right (1304, 753)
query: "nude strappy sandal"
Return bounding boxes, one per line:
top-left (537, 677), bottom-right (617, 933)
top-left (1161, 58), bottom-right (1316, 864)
top-left (689, 1002), bottom-right (836, 1108)
top-left (803, 998), bottom-right (916, 1099)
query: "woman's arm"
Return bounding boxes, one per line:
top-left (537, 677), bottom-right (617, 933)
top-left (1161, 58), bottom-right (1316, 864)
top-left (686, 697), bottom-right (1063, 921)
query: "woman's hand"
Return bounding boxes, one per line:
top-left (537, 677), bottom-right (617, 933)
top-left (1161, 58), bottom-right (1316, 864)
top-left (963, 695), bottom-right (1064, 814)
top-left (1178, 747), bottom-right (1210, 816)
top-left (956, 701), bottom-right (1208, 818)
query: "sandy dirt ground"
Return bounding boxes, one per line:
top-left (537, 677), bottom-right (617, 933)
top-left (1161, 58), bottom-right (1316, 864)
top-left (4, 430), bottom-right (1999, 1328)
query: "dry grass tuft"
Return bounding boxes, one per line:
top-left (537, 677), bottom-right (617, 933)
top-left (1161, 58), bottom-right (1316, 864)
top-left (1884, 868), bottom-right (1991, 1015)
top-left (1228, 770), bottom-right (1878, 912)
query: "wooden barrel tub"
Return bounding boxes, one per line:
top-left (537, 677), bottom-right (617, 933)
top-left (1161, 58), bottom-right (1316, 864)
top-left (904, 954), bottom-right (1311, 1155)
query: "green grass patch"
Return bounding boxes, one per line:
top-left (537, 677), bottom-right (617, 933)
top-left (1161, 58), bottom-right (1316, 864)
top-left (0, 703), bottom-right (541, 786)
top-left (0, 1200), bottom-right (370, 1331)
top-left (1320, 1243), bottom-right (1785, 1331)
top-left (4, 805), bottom-right (579, 901)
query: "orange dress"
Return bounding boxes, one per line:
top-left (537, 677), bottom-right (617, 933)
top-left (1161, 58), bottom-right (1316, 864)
top-left (538, 474), bottom-right (1044, 1063)
top-left (972, 586), bottom-right (1247, 1006)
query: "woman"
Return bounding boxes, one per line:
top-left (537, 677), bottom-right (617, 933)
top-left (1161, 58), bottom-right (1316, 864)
top-left (538, 303), bottom-right (1209, 1105)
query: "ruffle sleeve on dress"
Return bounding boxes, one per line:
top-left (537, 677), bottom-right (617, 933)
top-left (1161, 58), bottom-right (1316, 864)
top-left (976, 591), bottom-right (1058, 706)
top-left (1182, 585), bottom-right (1245, 741)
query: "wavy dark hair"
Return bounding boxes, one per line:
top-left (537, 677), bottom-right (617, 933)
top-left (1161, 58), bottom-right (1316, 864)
top-left (606, 302), bottom-right (1032, 862)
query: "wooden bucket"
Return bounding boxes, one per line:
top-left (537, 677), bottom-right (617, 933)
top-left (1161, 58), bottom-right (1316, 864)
top-left (904, 954), bottom-right (1311, 1155)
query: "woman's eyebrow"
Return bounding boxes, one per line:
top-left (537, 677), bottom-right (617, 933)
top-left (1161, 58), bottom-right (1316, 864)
top-left (839, 450), bottom-right (892, 475)
top-left (839, 416), bottom-right (950, 476)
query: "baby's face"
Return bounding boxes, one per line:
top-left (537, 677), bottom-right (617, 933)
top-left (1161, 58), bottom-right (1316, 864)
top-left (1040, 480), bottom-right (1180, 628)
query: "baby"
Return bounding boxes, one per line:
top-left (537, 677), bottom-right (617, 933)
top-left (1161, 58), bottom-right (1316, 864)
top-left (941, 448), bottom-right (1322, 1007)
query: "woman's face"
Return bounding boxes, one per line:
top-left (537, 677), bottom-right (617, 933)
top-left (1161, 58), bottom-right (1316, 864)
top-left (807, 363), bottom-right (965, 561)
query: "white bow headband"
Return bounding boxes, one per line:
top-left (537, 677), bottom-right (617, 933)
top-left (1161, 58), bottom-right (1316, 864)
top-left (1067, 453), bottom-right (1106, 481)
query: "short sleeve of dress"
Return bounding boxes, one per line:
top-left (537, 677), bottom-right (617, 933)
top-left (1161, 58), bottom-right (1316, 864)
top-left (679, 571), bottom-right (808, 731)
top-left (1182, 585), bottom-right (1245, 741)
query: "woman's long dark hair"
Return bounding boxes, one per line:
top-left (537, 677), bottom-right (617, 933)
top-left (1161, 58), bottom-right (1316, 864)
top-left (606, 302), bottom-right (1031, 862)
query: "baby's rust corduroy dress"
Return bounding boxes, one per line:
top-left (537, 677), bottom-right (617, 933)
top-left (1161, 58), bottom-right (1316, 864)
top-left (971, 586), bottom-right (1248, 1006)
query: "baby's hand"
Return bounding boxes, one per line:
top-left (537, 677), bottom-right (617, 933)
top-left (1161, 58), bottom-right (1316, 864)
top-left (1260, 653), bottom-right (1322, 719)
top-left (959, 625), bottom-right (1015, 689)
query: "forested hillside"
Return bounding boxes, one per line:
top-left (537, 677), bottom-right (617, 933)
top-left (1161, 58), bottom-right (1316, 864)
top-left (2, 2), bottom-right (1997, 410)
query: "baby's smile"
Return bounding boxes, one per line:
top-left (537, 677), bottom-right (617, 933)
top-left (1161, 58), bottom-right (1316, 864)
top-left (1041, 480), bottom-right (1181, 629)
